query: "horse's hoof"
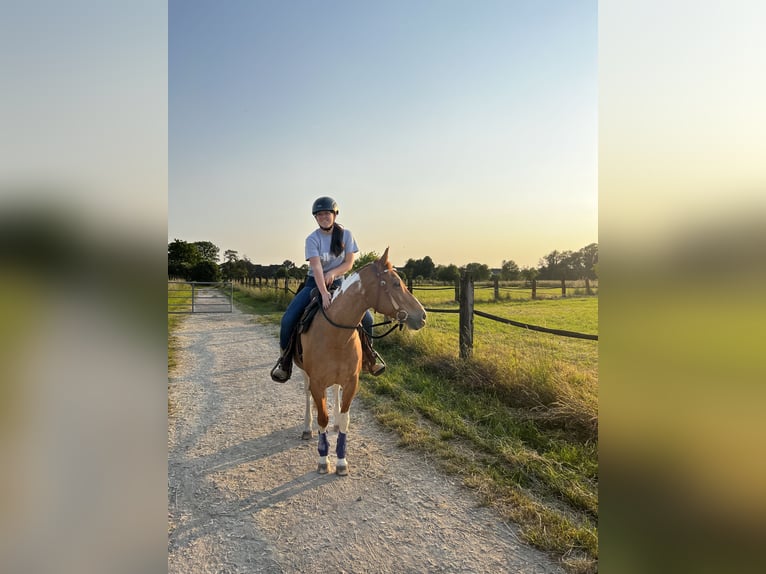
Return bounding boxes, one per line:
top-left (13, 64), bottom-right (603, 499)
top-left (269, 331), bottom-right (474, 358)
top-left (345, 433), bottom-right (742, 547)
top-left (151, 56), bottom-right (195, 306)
top-left (301, 431), bottom-right (313, 440)
top-left (335, 465), bottom-right (349, 476)
top-left (317, 463), bottom-right (329, 474)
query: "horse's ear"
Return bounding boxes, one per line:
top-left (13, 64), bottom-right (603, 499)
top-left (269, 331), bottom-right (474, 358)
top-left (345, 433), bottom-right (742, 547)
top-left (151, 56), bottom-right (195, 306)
top-left (379, 247), bottom-right (390, 265)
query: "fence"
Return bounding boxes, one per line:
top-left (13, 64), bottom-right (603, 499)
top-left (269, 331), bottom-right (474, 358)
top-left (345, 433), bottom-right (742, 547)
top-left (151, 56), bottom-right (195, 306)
top-left (232, 273), bottom-right (598, 356)
top-left (408, 276), bottom-right (597, 302)
top-left (168, 281), bottom-right (234, 313)
top-left (419, 274), bottom-right (598, 359)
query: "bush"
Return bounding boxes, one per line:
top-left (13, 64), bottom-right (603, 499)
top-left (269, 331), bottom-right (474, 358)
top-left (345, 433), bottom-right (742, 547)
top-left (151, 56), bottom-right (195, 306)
top-left (189, 260), bottom-right (221, 282)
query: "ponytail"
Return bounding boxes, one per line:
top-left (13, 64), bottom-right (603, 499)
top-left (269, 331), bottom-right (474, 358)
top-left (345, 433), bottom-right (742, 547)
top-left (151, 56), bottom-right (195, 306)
top-left (330, 223), bottom-right (345, 257)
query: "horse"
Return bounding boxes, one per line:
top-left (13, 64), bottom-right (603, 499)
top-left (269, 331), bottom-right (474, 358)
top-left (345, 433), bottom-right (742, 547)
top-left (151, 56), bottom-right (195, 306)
top-left (293, 247), bottom-right (426, 475)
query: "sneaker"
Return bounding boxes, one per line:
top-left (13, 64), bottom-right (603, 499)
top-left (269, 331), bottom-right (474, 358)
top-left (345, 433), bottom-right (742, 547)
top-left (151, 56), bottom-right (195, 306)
top-left (270, 360), bottom-right (290, 383)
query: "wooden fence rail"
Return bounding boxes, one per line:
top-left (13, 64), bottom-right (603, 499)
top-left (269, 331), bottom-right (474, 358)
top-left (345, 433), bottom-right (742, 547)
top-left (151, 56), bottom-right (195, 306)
top-left (407, 276), bottom-right (597, 302)
top-left (423, 274), bottom-right (598, 359)
top-left (234, 273), bottom-right (598, 358)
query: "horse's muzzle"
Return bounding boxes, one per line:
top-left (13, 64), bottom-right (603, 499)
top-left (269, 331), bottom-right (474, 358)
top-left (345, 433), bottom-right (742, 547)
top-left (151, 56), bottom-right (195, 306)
top-left (402, 309), bottom-right (426, 331)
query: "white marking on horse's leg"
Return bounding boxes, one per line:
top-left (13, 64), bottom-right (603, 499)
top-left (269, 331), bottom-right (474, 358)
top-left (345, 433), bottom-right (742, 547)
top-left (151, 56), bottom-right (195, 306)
top-left (302, 374), bottom-right (313, 439)
top-left (335, 410), bottom-right (350, 434)
top-left (332, 385), bottom-right (341, 430)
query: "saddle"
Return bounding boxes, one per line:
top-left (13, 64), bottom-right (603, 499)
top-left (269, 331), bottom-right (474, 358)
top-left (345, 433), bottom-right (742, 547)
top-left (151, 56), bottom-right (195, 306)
top-left (277, 289), bottom-right (324, 379)
top-left (297, 288), bottom-right (322, 334)
top-left (279, 287), bottom-right (379, 376)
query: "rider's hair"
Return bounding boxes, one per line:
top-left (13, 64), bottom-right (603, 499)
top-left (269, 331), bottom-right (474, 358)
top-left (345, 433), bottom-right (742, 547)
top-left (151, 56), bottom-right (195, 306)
top-left (330, 223), bottom-right (345, 257)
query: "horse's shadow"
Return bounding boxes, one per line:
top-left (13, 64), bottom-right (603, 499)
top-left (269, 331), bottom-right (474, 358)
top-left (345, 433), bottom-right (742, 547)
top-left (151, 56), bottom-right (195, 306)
top-left (169, 426), bottom-right (330, 552)
top-left (175, 424), bottom-right (308, 477)
top-left (168, 468), bottom-right (327, 552)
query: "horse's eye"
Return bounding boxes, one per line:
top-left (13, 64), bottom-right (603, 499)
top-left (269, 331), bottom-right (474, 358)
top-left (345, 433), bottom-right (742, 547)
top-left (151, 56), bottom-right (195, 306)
top-left (380, 280), bottom-right (386, 286)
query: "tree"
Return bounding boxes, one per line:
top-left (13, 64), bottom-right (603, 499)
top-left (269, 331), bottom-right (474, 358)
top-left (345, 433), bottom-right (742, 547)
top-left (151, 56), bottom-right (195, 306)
top-left (168, 239), bottom-right (199, 265)
top-left (559, 250), bottom-right (578, 280)
top-left (168, 239), bottom-right (200, 278)
top-left (193, 241), bottom-right (220, 263)
top-left (520, 266), bottom-right (539, 284)
top-left (416, 256), bottom-right (435, 280)
top-left (402, 256), bottom-right (435, 280)
top-left (537, 243), bottom-right (598, 280)
top-left (224, 249), bottom-right (238, 263)
top-left (500, 260), bottom-right (520, 280)
top-left (463, 262), bottom-right (491, 281)
top-left (435, 264), bottom-right (460, 282)
top-left (352, 251), bottom-right (378, 272)
top-left (190, 260), bottom-right (221, 282)
top-left (579, 243), bottom-right (598, 280)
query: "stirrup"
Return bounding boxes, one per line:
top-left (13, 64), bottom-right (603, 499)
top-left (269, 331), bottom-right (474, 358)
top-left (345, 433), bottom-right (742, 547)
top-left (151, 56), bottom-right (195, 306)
top-left (366, 350), bottom-right (386, 377)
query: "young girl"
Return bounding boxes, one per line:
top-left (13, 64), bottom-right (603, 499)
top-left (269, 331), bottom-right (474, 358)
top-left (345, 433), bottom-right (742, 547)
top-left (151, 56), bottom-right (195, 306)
top-left (271, 196), bottom-right (385, 382)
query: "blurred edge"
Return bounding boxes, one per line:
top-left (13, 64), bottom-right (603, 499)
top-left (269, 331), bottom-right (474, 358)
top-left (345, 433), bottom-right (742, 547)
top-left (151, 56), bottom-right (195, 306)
top-left (600, 1), bottom-right (766, 572)
top-left (0, 2), bottom-right (167, 573)
top-left (2, 1), bottom-right (765, 573)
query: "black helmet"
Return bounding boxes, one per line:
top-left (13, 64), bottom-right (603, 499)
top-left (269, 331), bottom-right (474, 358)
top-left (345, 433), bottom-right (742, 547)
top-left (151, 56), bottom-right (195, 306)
top-left (311, 196), bottom-right (339, 215)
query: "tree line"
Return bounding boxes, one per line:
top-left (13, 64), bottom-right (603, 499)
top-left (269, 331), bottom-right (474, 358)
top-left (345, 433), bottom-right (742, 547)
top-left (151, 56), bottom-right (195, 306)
top-left (168, 239), bottom-right (598, 284)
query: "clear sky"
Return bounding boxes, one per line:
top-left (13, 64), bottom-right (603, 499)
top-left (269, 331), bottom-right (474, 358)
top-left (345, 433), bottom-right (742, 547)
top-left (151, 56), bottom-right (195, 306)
top-left (169, 0), bottom-right (597, 269)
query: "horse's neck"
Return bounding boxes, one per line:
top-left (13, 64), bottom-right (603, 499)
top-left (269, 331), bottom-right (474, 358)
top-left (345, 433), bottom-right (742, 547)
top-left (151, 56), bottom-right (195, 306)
top-left (324, 293), bottom-right (367, 327)
top-left (325, 275), bottom-right (369, 327)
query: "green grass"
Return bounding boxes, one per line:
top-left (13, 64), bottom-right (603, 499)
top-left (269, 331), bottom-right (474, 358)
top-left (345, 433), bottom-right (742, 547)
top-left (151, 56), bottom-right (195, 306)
top-left (167, 282), bottom-right (192, 371)
top-left (217, 283), bottom-right (599, 572)
top-left (368, 296), bottom-right (599, 572)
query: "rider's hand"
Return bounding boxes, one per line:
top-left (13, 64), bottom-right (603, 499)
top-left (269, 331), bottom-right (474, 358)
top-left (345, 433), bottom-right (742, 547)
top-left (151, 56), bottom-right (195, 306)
top-left (321, 291), bottom-right (332, 309)
top-left (324, 273), bottom-right (335, 288)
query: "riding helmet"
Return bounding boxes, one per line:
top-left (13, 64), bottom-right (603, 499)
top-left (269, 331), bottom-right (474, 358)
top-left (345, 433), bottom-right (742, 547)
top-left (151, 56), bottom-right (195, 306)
top-left (311, 196), bottom-right (339, 215)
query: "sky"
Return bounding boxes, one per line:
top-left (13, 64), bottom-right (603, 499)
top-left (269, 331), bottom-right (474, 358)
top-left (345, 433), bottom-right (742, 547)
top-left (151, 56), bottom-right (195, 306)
top-left (168, 0), bottom-right (597, 269)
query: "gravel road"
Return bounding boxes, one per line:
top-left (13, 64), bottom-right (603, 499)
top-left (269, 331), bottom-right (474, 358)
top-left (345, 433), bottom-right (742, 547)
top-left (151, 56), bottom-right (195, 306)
top-left (168, 295), bottom-right (566, 573)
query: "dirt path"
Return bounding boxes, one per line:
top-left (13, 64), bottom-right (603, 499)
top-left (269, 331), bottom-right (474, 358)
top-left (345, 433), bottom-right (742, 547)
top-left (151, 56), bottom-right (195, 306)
top-left (168, 299), bottom-right (566, 573)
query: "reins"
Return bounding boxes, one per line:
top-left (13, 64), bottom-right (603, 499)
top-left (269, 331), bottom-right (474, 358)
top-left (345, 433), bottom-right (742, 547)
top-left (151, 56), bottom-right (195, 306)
top-left (318, 299), bottom-right (402, 339)
top-left (317, 261), bottom-right (407, 340)
top-left (318, 303), bottom-right (358, 330)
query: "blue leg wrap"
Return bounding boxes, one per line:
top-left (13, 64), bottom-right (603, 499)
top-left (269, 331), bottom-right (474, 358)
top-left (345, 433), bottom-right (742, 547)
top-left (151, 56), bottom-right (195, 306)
top-left (318, 432), bottom-right (329, 457)
top-left (336, 432), bottom-right (347, 460)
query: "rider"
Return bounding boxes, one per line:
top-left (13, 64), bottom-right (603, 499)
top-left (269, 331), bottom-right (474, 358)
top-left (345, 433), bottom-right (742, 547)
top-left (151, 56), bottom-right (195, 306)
top-left (271, 196), bottom-right (386, 382)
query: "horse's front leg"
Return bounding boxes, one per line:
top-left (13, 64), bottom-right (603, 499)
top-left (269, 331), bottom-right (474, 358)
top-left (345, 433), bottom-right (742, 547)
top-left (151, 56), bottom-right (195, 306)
top-left (311, 387), bottom-right (331, 474)
top-left (331, 385), bottom-right (341, 432)
top-left (301, 375), bottom-right (315, 440)
top-left (334, 408), bottom-right (350, 476)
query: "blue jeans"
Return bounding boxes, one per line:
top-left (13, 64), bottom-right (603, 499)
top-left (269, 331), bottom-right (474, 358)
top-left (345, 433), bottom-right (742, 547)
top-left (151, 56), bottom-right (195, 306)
top-left (279, 275), bottom-right (373, 350)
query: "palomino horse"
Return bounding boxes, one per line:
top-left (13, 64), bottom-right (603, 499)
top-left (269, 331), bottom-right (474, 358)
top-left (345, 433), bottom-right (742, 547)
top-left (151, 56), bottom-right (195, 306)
top-left (293, 248), bottom-right (426, 475)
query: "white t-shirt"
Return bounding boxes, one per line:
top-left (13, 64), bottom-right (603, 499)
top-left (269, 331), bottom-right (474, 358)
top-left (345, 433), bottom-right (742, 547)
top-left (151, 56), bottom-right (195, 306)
top-left (304, 227), bottom-right (359, 278)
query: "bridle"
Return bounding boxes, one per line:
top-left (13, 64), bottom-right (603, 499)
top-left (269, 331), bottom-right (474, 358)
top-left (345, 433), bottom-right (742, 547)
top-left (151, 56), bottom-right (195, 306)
top-left (372, 260), bottom-right (410, 325)
top-left (318, 261), bottom-right (410, 335)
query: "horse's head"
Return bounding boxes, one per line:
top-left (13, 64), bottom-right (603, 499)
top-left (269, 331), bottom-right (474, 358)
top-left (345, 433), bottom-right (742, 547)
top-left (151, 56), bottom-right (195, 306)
top-left (359, 247), bottom-right (426, 331)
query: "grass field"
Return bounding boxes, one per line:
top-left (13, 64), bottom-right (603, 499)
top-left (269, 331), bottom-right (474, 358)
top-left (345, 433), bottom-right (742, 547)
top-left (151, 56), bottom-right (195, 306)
top-left (167, 282), bottom-right (192, 371)
top-left (230, 282), bottom-right (598, 573)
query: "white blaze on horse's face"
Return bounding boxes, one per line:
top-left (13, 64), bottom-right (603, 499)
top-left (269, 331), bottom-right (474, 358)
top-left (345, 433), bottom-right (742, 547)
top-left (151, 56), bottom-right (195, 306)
top-left (332, 272), bottom-right (362, 302)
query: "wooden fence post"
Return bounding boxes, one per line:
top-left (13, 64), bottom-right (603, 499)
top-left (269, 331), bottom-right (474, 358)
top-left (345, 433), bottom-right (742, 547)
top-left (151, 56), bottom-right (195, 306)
top-left (532, 279), bottom-right (537, 300)
top-left (561, 278), bottom-right (567, 297)
top-left (454, 278), bottom-right (460, 302)
top-left (408, 277), bottom-right (413, 292)
top-left (459, 273), bottom-right (474, 359)
top-left (585, 278), bottom-right (592, 295)
top-left (493, 277), bottom-right (499, 300)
